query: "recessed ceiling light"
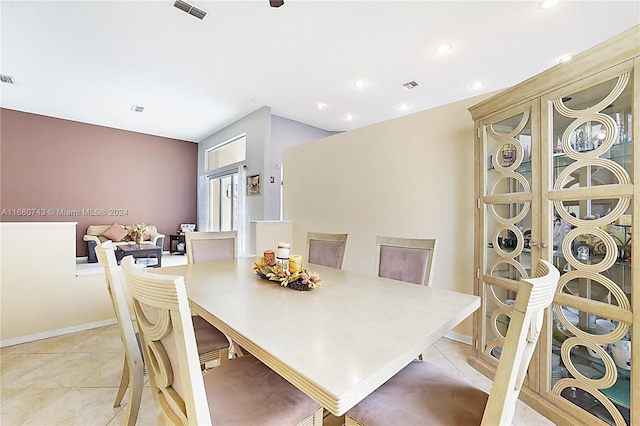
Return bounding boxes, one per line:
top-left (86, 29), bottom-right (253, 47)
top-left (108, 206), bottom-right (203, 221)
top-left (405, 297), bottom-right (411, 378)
top-left (541, 0), bottom-right (560, 9)
top-left (397, 104), bottom-right (411, 111)
top-left (131, 105), bottom-right (145, 113)
top-left (345, 114), bottom-right (355, 121)
top-left (435, 44), bottom-right (452, 54)
top-left (316, 103), bottom-right (327, 109)
top-left (354, 80), bottom-right (367, 88)
top-left (470, 81), bottom-right (486, 89)
top-left (557, 54), bottom-right (573, 64)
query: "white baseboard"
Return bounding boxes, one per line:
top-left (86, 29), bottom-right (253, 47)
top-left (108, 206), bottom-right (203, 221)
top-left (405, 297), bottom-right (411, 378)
top-left (444, 331), bottom-right (473, 346)
top-left (0, 318), bottom-right (117, 348)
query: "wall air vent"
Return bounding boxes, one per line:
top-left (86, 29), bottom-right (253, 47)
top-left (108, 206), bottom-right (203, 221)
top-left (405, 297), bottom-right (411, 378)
top-left (401, 80), bottom-right (421, 90)
top-left (173, 0), bottom-right (207, 20)
top-left (1, 74), bottom-right (16, 85)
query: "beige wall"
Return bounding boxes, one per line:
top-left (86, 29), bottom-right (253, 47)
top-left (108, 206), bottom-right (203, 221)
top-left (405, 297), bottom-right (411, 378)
top-left (0, 223), bottom-right (114, 343)
top-left (283, 92), bottom-right (495, 339)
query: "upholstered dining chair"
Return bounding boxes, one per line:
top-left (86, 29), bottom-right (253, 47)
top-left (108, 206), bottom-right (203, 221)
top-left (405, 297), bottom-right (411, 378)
top-left (185, 231), bottom-right (237, 264)
top-left (306, 232), bottom-right (348, 269)
top-left (375, 236), bottom-right (437, 286)
top-left (120, 256), bottom-right (324, 425)
top-left (184, 231), bottom-right (238, 356)
top-left (96, 242), bottom-right (232, 425)
top-left (345, 259), bottom-right (560, 426)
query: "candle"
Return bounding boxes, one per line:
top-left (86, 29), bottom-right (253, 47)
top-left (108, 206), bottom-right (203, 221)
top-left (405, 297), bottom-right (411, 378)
top-left (263, 250), bottom-right (276, 266)
top-left (276, 242), bottom-right (290, 260)
top-left (289, 254), bottom-right (302, 274)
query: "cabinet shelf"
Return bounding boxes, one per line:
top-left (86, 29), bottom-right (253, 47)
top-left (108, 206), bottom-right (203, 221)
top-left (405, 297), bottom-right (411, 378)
top-left (486, 140), bottom-right (632, 173)
top-left (552, 338), bottom-right (632, 382)
top-left (552, 250), bottom-right (631, 269)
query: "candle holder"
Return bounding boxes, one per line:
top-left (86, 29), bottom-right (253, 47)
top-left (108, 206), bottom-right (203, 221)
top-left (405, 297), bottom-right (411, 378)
top-left (276, 242), bottom-right (291, 271)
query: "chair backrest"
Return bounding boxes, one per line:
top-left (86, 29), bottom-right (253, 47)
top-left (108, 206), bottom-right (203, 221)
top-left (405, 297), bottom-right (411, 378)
top-left (95, 242), bottom-right (144, 385)
top-left (375, 236), bottom-right (437, 286)
top-left (306, 232), bottom-right (348, 269)
top-left (185, 231), bottom-right (237, 264)
top-left (120, 256), bottom-right (212, 425)
top-left (481, 259), bottom-right (559, 426)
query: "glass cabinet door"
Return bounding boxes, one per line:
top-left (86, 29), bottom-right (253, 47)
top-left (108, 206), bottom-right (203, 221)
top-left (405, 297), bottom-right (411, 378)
top-left (542, 65), bottom-right (634, 426)
top-left (478, 101), bottom-right (540, 389)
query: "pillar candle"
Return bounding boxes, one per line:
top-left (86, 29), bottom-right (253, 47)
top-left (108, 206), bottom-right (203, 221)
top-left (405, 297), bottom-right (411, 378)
top-left (263, 250), bottom-right (276, 266)
top-left (289, 254), bottom-right (302, 274)
top-left (276, 242), bottom-right (290, 260)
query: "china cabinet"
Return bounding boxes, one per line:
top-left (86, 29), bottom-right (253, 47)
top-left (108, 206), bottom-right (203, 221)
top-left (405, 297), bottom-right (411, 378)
top-left (469, 26), bottom-right (638, 425)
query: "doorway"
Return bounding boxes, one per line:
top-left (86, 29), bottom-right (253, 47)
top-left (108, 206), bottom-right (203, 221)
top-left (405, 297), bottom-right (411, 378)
top-left (208, 172), bottom-right (239, 232)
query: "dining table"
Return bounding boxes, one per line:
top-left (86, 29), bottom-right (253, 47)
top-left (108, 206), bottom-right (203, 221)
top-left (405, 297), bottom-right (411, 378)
top-left (153, 257), bottom-right (480, 417)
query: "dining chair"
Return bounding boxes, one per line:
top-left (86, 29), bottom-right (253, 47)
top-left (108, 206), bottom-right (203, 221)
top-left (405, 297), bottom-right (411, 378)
top-left (185, 231), bottom-right (237, 264)
top-left (345, 259), bottom-right (560, 426)
top-left (96, 243), bottom-right (232, 423)
top-left (184, 230), bottom-right (239, 356)
top-left (306, 232), bottom-right (348, 269)
top-left (120, 255), bottom-right (324, 425)
top-left (375, 236), bottom-right (437, 286)
top-left (95, 241), bottom-right (144, 426)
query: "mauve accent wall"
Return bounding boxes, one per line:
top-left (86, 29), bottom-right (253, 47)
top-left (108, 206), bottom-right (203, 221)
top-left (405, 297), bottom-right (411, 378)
top-left (0, 108), bottom-right (198, 256)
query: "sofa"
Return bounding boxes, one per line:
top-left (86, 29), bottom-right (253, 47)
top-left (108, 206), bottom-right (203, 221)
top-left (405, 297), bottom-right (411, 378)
top-left (83, 223), bottom-right (165, 263)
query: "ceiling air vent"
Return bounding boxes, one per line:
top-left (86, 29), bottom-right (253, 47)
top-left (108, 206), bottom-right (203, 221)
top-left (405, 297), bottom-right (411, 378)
top-left (1, 74), bottom-right (16, 85)
top-left (173, 0), bottom-right (207, 20)
top-left (401, 80), bottom-right (421, 90)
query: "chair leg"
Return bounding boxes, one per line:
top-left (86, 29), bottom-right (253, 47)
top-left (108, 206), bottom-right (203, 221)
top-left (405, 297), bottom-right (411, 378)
top-left (312, 407), bottom-right (324, 426)
top-left (124, 358), bottom-right (145, 426)
top-left (218, 348), bottom-right (230, 364)
top-left (345, 415), bottom-right (358, 426)
top-left (113, 356), bottom-right (129, 408)
top-left (233, 341), bottom-right (246, 357)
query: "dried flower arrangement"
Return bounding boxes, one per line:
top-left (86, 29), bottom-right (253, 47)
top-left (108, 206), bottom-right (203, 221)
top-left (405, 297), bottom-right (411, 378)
top-left (253, 257), bottom-right (322, 291)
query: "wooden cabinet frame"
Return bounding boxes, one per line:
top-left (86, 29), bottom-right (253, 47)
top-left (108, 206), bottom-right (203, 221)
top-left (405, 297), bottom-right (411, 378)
top-left (470, 26), bottom-right (639, 426)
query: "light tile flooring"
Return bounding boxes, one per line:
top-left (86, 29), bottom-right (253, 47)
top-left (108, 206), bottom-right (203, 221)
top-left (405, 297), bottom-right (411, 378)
top-left (1, 324), bottom-right (555, 426)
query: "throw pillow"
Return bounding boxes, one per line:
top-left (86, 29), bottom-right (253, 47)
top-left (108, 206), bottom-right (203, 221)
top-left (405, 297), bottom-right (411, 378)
top-left (102, 222), bottom-right (128, 242)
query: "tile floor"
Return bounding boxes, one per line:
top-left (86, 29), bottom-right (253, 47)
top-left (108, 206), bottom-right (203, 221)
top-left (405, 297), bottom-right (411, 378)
top-left (1, 324), bottom-right (555, 425)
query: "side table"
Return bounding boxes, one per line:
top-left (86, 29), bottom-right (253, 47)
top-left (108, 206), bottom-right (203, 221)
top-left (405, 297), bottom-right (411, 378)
top-left (169, 234), bottom-right (186, 254)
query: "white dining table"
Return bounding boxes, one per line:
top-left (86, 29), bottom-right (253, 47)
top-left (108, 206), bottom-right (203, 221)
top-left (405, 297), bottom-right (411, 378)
top-left (154, 257), bottom-right (480, 416)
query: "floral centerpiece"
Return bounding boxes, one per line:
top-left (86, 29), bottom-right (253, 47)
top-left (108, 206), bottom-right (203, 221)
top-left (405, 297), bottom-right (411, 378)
top-left (253, 257), bottom-right (322, 291)
top-left (128, 223), bottom-right (149, 245)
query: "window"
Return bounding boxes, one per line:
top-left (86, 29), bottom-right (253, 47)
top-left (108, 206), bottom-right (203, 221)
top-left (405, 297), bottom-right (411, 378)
top-left (205, 135), bottom-right (246, 172)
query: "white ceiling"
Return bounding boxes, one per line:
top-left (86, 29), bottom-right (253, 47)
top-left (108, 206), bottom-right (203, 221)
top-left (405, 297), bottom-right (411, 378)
top-left (1, 1), bottom-right (638, 142)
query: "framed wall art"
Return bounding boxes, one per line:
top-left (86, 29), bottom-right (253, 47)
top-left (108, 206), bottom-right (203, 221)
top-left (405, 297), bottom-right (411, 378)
top-left (247, 174), bottom-right (261, 196)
